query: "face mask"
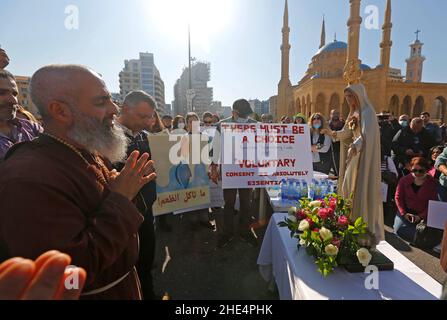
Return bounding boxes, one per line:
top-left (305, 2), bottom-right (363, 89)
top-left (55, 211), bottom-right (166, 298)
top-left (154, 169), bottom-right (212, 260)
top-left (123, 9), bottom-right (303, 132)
top-left (399, 120), bottom-right (408, 128)
top-left (178, 123), bottom-right (185, 130)
top-left (313, 123), bottom-right (322, 130)
top-left (236, 118), bottom-right (249, 123)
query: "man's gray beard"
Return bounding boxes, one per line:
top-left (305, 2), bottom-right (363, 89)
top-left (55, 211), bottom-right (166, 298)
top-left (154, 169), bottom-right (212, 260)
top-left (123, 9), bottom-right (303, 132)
top-left (67, 112), bottom-right (129, 163)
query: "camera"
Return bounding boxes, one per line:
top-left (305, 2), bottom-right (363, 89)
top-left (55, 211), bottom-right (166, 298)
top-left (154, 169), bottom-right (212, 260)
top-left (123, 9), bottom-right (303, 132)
top-left (377, 113), bottom-right (390, 121)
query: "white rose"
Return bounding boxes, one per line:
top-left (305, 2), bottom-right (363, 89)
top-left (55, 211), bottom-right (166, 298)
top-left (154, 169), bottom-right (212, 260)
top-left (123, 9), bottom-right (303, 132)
top-left (319, 227), bottom-right (333, 242)
top-left (288, 207), bottom-right (298, 216)
top-left (309, 201), bottom-right (321, 208)
top-left (298, 220), bottom-right (310, 232)
top-left (299, 238), bottom-right (307, 246)
top-left (356, 248), bottom-right (372, 267)
top-left (289, 215), bottom-right (297, 223)
top-left (325, 244), bottom-right (339, 256)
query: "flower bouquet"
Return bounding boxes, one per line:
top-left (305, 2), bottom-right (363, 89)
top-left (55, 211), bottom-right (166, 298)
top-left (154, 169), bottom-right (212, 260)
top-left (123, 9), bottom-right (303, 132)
top-left (278, 194), bottom-right (373, 276)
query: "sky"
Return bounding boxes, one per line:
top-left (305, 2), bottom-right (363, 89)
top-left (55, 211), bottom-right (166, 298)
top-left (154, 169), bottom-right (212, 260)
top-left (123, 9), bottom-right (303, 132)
top-left (2, 0), bottom-right (447, 107)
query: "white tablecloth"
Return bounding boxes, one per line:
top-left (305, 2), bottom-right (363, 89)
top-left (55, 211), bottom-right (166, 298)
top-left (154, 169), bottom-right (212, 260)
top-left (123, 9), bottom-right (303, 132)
top-left (257, 213), bottom-right (443, 300)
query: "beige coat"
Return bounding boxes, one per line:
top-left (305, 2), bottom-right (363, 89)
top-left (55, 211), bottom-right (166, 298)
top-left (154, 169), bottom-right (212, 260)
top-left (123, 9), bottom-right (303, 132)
top-left (335, 84), bottom-right (385, 244)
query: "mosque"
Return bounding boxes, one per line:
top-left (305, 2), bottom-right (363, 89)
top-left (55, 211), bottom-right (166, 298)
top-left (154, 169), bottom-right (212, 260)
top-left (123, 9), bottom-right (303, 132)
top-left (272, 0), bottom-right (447, 121)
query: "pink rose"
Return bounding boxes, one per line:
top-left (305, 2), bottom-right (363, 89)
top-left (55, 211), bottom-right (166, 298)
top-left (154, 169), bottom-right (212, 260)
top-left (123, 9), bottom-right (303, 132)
top-left (306, 218), bottom-right (314, 228)
top-left (338, 215), bottom-right (349, 227)
top-left (318, 208), bottom-right (334, 220)
top-left (329, 198), bottom-right (337, 210)
top-left (297, 210), bottom-right (307, 220)
top-left (331, 239), bottom-right (341, 248)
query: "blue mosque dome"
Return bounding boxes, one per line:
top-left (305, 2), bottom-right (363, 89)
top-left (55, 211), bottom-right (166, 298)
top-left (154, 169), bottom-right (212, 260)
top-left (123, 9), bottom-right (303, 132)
top-left (317, 41), bottom-right (348, 54)
top-left (360, 64), bottom-right (372, 71)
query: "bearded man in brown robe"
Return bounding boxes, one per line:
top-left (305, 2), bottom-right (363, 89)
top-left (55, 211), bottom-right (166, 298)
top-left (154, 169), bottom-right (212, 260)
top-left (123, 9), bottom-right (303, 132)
top-left (0, 64), bottom-right (156, 300)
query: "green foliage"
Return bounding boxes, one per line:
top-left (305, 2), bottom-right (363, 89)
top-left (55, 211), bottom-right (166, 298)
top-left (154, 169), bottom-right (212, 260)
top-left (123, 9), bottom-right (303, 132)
top-left (278, 194), bottom-right (370, 276)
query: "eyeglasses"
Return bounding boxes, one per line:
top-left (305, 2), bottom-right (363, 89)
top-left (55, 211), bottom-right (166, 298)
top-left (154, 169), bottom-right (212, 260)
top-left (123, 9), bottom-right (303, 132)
top-left (411, 169), bottom-right (426, 174)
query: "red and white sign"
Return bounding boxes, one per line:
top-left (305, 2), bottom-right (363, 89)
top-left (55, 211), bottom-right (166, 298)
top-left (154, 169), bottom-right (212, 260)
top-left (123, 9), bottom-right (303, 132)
top-left (220, 123), bottom-right (313, 189)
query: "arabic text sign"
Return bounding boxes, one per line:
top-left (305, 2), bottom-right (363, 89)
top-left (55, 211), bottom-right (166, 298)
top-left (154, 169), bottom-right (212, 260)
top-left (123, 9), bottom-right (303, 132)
top-left (148, 134), bottom-right (210, 216)
top-left (221, 124), bottom-right (313, 189)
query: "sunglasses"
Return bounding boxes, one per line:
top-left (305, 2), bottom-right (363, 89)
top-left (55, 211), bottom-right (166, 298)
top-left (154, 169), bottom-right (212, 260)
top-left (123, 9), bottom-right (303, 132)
top-left (411, 169), bottom-right (426, 174)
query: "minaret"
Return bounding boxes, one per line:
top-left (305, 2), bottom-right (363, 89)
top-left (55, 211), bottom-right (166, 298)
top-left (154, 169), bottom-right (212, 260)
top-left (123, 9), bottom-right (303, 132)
top-left (277, 0), bottom-right (292, 117)
top-left (380, 0), bottom-right (393, 70)
top-left (344, 0), bottom-right (363, 84)
top-left (320, 16), bottom-right (326, 49)
top-left (406, 30), bottom-right (425, 83)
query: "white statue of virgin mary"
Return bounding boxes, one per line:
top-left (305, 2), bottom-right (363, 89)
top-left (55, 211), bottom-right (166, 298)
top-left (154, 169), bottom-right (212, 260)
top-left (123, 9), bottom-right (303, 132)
top-left (325, 83), bottom-right (385, 245)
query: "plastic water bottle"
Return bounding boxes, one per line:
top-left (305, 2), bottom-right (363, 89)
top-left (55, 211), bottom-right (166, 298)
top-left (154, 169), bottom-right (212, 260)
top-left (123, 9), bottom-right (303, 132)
top-left (320, 180), bottom-right (328, 198)
top-left (295, 180), bottom-right (302, 201)
top-left (317, 180), bottom-right (323, 200)
top-left (327, 180), bottom-right (334, 195)
top-left (288, 179), bottom-right (295, 201)
top-left (281, 179), bottom-right (288, 201)
top-left (289, 179), bottom-right (296, 201)
top-left (301, 180), bottom-right (309, 199)
top-left (309, 180), bottom-right (315, 200)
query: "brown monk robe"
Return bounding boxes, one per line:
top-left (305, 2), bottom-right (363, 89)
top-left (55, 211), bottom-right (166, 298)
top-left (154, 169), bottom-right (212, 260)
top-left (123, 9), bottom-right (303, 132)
top-left (0, 135), bottom-right (144, 300)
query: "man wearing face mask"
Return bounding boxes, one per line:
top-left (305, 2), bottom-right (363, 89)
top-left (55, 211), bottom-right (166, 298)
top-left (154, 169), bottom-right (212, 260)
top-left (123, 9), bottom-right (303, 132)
top-left (392, 117), bottom-right (436, 173)
top-left (210, 99), bottom-right (258, 248)
top-left (398, 114), bottom-right (410, 129)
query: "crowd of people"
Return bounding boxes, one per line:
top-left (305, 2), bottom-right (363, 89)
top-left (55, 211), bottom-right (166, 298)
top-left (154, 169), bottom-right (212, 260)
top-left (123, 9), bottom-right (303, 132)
top-left (0, 47), bottom-right (446, 300)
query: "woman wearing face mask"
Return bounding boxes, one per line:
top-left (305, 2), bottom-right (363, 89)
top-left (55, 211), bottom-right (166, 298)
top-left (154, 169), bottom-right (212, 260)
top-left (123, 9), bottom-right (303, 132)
top-left (394, 157), bottom-right (437, 241)
top-left (309, 113), bottom-right (333, 175)
top-left (172, 115), bottom-right (187, 134)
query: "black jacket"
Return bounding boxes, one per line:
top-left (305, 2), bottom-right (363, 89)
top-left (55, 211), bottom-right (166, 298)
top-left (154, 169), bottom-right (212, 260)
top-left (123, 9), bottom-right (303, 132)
top-left (391, 127), bottom-right (436, 164)
top-left (115, 131), bottom-right (157, 219)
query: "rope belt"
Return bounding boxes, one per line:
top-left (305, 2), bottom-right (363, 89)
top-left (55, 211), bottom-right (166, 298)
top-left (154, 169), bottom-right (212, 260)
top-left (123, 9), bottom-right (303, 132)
top-left (81, 272), bottom-right (130, 297)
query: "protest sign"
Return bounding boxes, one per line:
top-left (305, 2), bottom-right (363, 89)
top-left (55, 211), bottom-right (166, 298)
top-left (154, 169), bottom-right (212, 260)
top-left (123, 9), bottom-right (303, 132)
top-left (220, 124), bottom-right (313, 189)
top-left (428, 200), bottom-right (447, 230)
top-left (148, 134), bottom-right (211, 216)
